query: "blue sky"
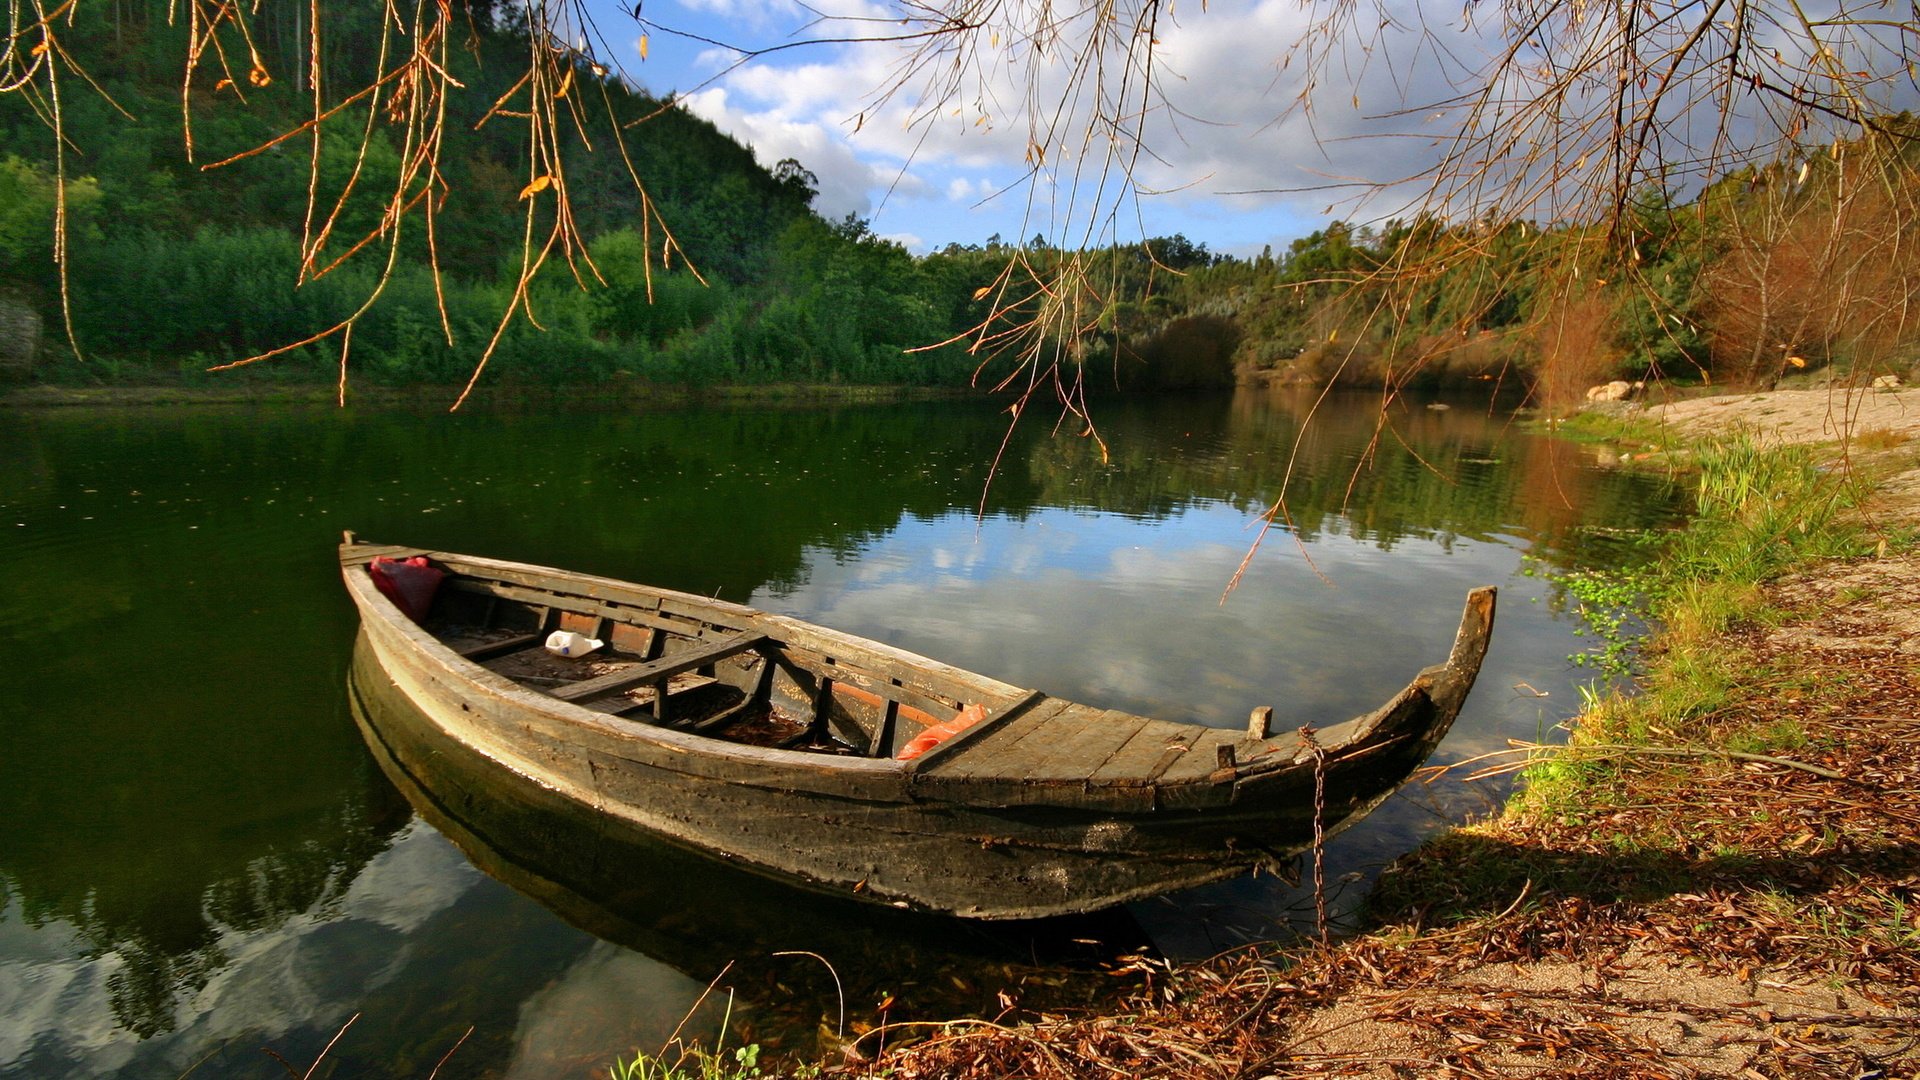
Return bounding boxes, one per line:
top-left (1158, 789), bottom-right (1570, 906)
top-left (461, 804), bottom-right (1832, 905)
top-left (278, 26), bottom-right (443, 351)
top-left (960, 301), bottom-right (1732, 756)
top-left (563, 0), bottom-right (1442, 257)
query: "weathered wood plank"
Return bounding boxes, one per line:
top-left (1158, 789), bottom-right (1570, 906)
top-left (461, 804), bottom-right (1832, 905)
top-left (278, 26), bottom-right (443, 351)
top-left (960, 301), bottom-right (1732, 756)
top-left (1150, 729), bottom-right (1247, 809)
top-left (550, 633), bottom-right (770, 703)
top-left (921, 707), bottom-right (1159, 807)
top-left (608, 621), bottom-right (655, 657)
top-left (581, 674), bottom-right (710, 713)
top-left (914, 697), bottom-right (1074, 776)
top-left (771, 619), bottom-right (1026, 702)
top-left (932, 701), bottom-right (1108, 780)
top-left (765, 643), bottom-right (1008, 717)
top-left (1152, 728), bottom-right (1243, 785)
top-left (430, 556), bottom-right (753, 627)
top-left (763, 646), bottom-right (962, 720)
top-left (340, 544), bottom-right (422, 566)
top-left (873, 698), bottom-right (901, 758)
top-left (1016, 709), bottom-right (1158, 781)
top-left (1086, 722), bottom-right (1206, 787)
top-left (893, 689), bottom-right (1049, 766)
top-left (457, 632), bottom-right (546, 662)
top-left (445, 578), bottom-right (718, 638)
top-left (920, 708), bottom-right (1158, 807)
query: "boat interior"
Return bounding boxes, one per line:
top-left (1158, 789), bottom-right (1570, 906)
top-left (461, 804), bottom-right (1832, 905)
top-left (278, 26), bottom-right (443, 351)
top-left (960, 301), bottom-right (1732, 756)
top-left (418, 567), bottom-right (989, 759)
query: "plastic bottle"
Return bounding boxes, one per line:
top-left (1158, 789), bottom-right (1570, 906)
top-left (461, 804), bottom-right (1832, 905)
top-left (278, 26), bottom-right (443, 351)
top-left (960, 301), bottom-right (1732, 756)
top-left (544, 630), bottom-right (605, 657)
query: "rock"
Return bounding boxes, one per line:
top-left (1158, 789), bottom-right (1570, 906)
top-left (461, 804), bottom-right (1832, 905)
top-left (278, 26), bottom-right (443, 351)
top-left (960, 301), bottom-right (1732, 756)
top-left (1872, 374), bottom-right (1902, 390)
top-left (1586, 380), bottom-right (1635, 403)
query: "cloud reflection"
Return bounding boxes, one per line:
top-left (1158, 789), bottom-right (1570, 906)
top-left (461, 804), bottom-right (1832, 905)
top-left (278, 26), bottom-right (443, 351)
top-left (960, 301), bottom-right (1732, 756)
top-left (754, 501), bottom-right (1562, 742)
top-left (0, 824), bottom-right (480, 1078)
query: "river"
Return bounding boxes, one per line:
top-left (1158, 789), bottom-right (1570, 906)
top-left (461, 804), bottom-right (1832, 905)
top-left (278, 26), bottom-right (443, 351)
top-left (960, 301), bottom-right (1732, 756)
top-left (0, 387), bottom-right (1679, 1077)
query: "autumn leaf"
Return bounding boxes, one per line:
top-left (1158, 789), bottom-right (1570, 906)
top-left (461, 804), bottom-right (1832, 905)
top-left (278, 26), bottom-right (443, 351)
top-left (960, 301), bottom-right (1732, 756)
top-left (556, 69), bottom-right (574, 98)
top-left (640, 35), bottom-right (650, 60)
top-left (518, 175), bottom-right (552, 199)
top-left (248, 64), bottom-right (271, 87)
top-left (971, 285), bottom-right (993, 301)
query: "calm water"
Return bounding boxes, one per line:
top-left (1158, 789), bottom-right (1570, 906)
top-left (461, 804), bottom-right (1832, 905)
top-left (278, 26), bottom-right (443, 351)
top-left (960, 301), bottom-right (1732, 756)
top-left (0, 388), bottom-right (1679, 1077)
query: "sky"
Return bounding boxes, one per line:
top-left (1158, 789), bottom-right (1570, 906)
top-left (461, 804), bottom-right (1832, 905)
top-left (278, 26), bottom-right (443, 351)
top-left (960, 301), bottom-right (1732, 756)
top-left (552, 0), bottom-right (1920, 260)
top-left (564, 0), bottom-right (1455, 257)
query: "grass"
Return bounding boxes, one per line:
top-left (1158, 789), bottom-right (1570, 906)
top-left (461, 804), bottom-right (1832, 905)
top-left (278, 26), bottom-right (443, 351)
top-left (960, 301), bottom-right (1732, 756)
top-left (611, 1043), bottom-right (810, 1080)
top-left (1853, 425), bottom-right (1913, 452)
top-left (1523, 430), bottom-right (1868, 790)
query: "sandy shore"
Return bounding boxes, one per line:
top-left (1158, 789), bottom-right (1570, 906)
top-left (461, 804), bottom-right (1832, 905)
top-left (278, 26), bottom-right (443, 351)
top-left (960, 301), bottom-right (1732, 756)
top-left (1653, 385), bottom-right (1920, 445)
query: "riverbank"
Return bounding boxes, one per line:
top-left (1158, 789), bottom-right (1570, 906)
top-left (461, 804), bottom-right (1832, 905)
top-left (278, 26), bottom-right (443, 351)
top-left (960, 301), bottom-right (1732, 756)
top-left (845, 387), bottom-right (1920, 1078)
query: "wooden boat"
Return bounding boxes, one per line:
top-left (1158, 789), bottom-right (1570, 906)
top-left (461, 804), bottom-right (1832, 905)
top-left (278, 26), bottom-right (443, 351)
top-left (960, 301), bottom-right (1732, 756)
top-left (340, 532), bottom-right (1495, 919)
top-left (346, 636), bottom-right (1151, 1045)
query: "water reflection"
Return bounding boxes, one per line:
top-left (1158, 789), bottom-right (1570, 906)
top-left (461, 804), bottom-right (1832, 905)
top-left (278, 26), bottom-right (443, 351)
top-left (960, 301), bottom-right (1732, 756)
top-left (0, 389), bottom-right (1681, 1076)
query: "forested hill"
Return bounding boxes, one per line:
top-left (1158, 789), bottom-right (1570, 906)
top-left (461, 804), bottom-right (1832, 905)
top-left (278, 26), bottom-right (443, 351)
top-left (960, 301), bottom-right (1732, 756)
top-left (0, 1), bottom-right (1009, 389)
top-left (4, 3), bottom-right (1916, 399)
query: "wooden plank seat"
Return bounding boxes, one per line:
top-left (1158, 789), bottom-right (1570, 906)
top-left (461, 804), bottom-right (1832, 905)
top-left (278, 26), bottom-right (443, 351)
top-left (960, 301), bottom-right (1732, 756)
top-left (457, 631), bottom-right (548, 662)
top-left (442, 576), bottom-right (741, 641)
top-left (550, 632), bottom-right (769, 707)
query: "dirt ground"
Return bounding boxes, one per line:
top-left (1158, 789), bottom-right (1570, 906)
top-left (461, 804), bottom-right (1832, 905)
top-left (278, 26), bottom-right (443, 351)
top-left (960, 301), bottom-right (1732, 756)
top-left (1652, 386), bottom-right (1920, 449)
top-left (860, 388), bottom-right (1920, 1080)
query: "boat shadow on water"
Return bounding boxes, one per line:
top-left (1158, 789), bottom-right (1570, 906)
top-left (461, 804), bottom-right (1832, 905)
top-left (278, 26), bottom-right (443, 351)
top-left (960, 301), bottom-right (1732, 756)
top-left (347, 640), bottom-right (1153, 1058)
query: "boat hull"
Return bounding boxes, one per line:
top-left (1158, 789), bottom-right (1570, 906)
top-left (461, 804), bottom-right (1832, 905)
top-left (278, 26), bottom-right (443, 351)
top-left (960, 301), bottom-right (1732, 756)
top-left (360, 617), bottom-right (1301, 915)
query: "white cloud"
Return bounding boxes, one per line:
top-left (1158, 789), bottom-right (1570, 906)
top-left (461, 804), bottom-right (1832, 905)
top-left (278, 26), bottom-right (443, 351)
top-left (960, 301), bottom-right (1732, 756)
top-left (689, 44), bottom-right (743, 72)
top-left (642, 0), bottom-right (1494, 244)
top-left (681, 86), bottom-right (887, 219)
